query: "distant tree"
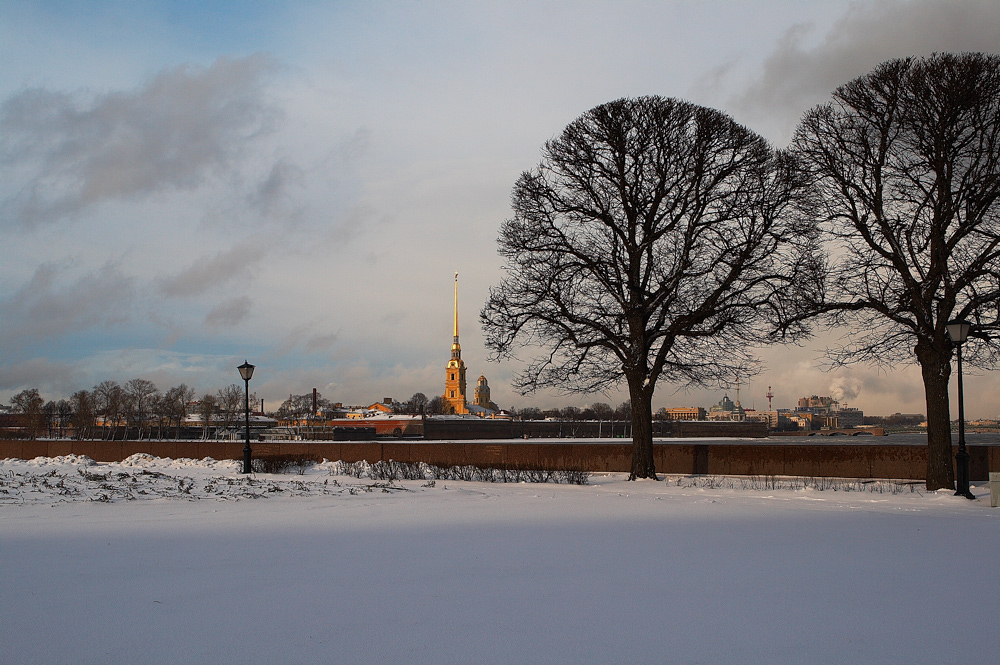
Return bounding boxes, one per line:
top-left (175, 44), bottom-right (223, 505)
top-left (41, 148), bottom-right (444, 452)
top-left (482, 96), bottom-right (818, 478)
top-left (162, 384), bottom-right (195, 439)
top-left (93, 380), bottom-right (125, 440)
top-left (562, 405), bottom-right (580, 420)
top-left (42, 400), bottom-right (58, 438)
top-left (615, 401), bottom-right (633, 421)
top-left (124, 379), bottom-right (159, 439)
top-left (56, 399), bottom-right (72, 437)
top-left (217, 384), bottom-right (243, 430)
top-left (10, 388), bottom-right (44, 440)
top-left (147, 393), bottom-right (163, 439)
top-left (71, 390), bottom-right (96, 440)
top-left (590, 402), bottom-right (614, 420)
top-left (427, 395), bottom-right (443, 415)
top-left (409, 392), bottom-right (429, 414)
top-left (791, 53), bottom-right (1000, 490)
top-left (275, 393), bottom-right (319, 422)
top-left (518, 407), bottom-right (543, 420)
top-left (198, 394), bottom-right (217, 438)
top-left (654, 406), bottom-right (669, 421)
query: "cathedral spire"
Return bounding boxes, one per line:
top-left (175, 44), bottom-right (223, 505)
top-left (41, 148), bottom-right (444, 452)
top-left (444, 271), bottom-right (468, 414)
top-left (453, 271), bottom-right (460, 344)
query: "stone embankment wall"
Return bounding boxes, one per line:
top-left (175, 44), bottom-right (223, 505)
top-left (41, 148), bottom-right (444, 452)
top-left (2, 439), bottom-right (996, 480)
top-left (423, 419), bottom-right (768, 439)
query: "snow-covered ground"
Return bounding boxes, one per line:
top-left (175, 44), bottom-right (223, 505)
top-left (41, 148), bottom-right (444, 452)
top-left (2, 454), bottom-right (997, 665)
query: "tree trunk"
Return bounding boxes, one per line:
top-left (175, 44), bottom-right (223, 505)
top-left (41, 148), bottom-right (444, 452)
top-left (917, 343), bottom-right (954, 491)
top-left (628, 378), bottom-right (656, 480)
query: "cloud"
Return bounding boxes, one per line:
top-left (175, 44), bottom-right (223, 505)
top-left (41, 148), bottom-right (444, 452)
top-left (0, 358), bottom-right (81, 395)
top-left (204, 296), bottom-right (253, 329)
top-left (0, 53), bottom-right (279, 228)
top-left (0, 262), bottom-right (136, 350)
top-left (248, 159), bottom-right (304, 219)
top-left (156, 240), bottom-right (267, 298)
top-left (274, 319), bottom-right (341, 357)
top-left (732, 0), bottom-right (1000, 144)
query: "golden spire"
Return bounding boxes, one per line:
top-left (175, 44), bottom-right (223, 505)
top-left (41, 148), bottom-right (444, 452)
top-left (452, 271), bottom-right (460, 349)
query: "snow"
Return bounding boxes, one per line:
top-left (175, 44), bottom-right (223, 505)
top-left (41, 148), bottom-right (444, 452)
top-left (2, 454), bottom-right (998, 664)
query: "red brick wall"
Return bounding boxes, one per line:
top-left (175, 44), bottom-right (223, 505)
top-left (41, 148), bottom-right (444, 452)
top-left (1, 439), bottom-right (996, 480)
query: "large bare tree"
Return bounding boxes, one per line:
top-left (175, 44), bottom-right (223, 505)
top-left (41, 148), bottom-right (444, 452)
top-left (791, 53), bottom-right (1000, 490)
top-left (482, 96), bottom-right (819, 479)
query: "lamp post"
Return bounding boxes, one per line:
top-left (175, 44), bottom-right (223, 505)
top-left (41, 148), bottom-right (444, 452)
top-left (945, 321), bottom-right (974, 499)
top-left (238, 360), bottom-right (255, 474)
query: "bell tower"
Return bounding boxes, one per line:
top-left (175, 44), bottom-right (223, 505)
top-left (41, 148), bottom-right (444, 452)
top-left (442, 272), bottom-right (468, 414)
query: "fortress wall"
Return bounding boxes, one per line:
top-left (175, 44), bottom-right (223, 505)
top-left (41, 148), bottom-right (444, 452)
top-left (2, 439), bottom-right (996, 480)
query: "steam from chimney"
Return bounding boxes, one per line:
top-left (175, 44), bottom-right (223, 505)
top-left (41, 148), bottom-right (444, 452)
top-left (829, 376), bottom-right (862, 403)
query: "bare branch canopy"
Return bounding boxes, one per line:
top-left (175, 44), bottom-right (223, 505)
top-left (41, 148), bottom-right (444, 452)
top-left (482, 96), bottom-right (820, 478)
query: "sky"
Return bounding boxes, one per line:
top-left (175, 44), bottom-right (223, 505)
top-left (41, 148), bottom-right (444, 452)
top-left (2, 0), bottom-right (1000, 418)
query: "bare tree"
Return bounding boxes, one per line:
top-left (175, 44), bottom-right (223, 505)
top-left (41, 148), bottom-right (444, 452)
top-left (93, 380), bottom-right (125, 440)
top-left (71, 390), bottom-right (96, 440)
top-left (56, 399), bottom-right (73, 437)
top-left (198, 394), bottom-right (217, 439)
top-left (124, 379), bottom-right (159, 439)
top-left (162, 384), bottom-right (195, 439)
top-left (42, 401), bottom-right (58, 438)
top-left (590, 402), bottom-right (614, 420)
top-left (409, 392), bottom-right (429, 414)
top-left (10, 388), bottom-right (44, 440)
top-left (482, 96), bottom-right (819, 478)
top-left (518, 407), bottom-right (543, 420)
top-left (791, 53), bottom-right (1000, 490)
top-left (427, 395), bottom-right (443, 414)
top-left (275, 393), bottom-right (318, 422)
top-left (216, 384), bottom-right (243, 431)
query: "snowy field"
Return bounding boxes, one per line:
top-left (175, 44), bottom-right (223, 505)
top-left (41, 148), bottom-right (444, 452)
top-left (2, 454), bottom-right (998, 665)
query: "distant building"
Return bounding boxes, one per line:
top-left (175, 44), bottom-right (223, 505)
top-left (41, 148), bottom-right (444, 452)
top-left (661, 407), bottom-right (706, 421)
top-left (797, 395), bottom-right (837, 413)
top-left (831, 407), bottom-right (863, 429)
top-left (707, 394), bottom-right (745, 421)
top-left (474, 375), bottom-right (498, 411)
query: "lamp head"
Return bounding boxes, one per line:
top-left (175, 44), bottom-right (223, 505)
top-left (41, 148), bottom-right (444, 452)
top-left (238, 360), bottom-right (255, 381)
top-left (945, 320), bottom-right (971, 345)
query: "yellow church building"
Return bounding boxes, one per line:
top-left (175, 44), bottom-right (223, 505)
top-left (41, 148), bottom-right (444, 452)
top-left (442, 273), bottom-right (498, 415)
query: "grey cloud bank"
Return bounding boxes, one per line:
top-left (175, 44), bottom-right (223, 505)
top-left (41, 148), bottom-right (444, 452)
top-left (1, 55), bottom-right (280, 228)
top-left (733, 0), bottom-right (1000, 144)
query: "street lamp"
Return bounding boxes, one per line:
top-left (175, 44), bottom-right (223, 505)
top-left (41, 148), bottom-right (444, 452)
top-left (945, 320), bottom-right (974, 499)
top-left (238, 360), bottom-right (255, 474)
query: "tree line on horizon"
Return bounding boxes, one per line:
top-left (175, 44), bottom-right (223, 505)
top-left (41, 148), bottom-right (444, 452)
top-left (3, 381), bottom-right (256, 441)
top-left (4, 383), bottom-right (636, 441)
